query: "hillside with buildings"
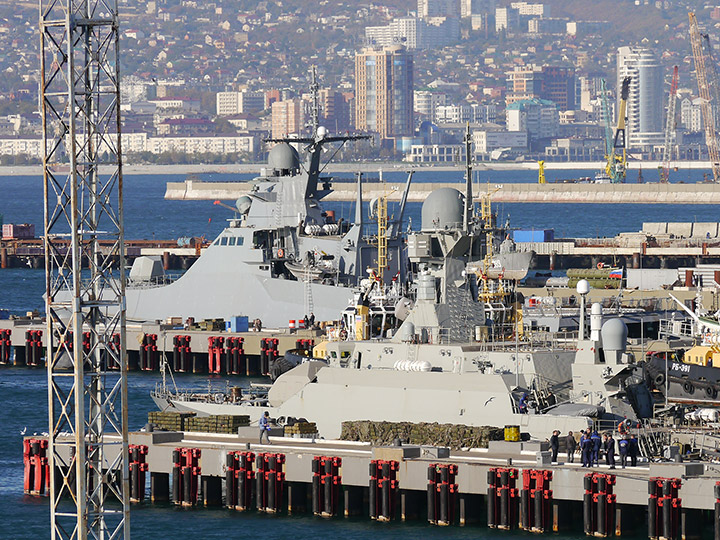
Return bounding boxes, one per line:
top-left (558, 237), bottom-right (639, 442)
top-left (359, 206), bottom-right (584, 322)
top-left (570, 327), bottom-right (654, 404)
top-left (0, 0), bottom-right (718, 166)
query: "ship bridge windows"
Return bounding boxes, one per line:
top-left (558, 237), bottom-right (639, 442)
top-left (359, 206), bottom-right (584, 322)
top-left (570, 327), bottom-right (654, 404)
top-left (214, 235), bottom-right (244, 246)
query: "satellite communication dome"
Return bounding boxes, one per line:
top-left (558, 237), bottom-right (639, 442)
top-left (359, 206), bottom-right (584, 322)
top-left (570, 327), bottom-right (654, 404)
top-left (267, 143), bottom-right (299, 172)
top-left (600, 318), bottom-right (628, 352)
top-left (235, 195), bottom-right (252, 215)
top-left (421, 188), bottom-right (464, 231)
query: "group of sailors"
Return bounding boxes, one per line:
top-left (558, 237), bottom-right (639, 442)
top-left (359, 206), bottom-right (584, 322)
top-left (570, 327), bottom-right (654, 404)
top-left (549, 428), bottom-right (640, 468)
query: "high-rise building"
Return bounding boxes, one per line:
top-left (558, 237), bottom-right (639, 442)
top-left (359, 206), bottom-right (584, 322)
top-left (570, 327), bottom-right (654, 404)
top-left (541, 67), bottom-right (575, 111)
top-left (510, 1), bottom-right (550, 17)
top-left (418, 0), bottom-right (458, 18)
top-left (681, 97), bottom-right (703, 132)
top-left (506, 65), bottom-right (575, 110)
top-left (414, 90), bottom-right (448, 117)
top-left (355, 45), bottom-right (414, 140)
top-left (319, 89), bottom-right (352, 132)
top-left (216, 90), bottom-right (265, 116)
top-left (617, 46), bottom-right (664, 149)
top-left (495, 7), bottom-right (520, 31)
top-left (365, 16), bottom-right (459, 50)
top-left (506, 98), bottom-right (559, 140)
top-left (271, 98), bottom-right (304, 138)
top-left (460, 0), bottom-right (496, 18)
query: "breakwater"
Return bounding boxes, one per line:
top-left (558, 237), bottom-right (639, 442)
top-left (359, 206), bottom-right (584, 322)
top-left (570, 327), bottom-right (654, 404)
top-left (165, 179), bottom-right (720, 204)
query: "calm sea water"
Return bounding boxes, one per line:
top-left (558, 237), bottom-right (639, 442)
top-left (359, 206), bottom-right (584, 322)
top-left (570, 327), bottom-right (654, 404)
top-left (0, 368), bottom-right (649, 539)
top-left (0, 168), bottom-right (709, 538)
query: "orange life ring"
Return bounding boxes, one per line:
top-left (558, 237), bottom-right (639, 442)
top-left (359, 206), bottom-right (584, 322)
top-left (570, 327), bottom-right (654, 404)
top-left (277, 248), bottom-right (284, 258)
top-left (597, 262), bottom-right (603, 269)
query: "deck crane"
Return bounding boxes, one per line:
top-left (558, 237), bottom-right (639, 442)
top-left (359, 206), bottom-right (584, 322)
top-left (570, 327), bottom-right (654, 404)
top-left (612, 76), bottom-right (631, 183)
top-left (689, 11), bottom-right (720, 182)
top-left (659, 66), bottom-right (679, 183)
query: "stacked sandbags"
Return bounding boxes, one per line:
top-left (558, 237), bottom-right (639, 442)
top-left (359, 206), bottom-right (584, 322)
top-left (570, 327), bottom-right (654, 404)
top-left (283, 421), bottom-right (318, 438)
top-left (340, 421), bottom-right (504, 449)
top-left (148, 411), bottom-right (196, 431)
top-left (186, 414), bottom-right (250, 434)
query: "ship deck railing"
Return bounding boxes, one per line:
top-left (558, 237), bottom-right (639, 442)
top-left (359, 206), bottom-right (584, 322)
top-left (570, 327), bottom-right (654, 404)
top-left (127, 275), bottom-right (180, 289)
top-left (474, 330), bottom-right (579, 352)
top-left (657, 317), bottom-right (697, 340)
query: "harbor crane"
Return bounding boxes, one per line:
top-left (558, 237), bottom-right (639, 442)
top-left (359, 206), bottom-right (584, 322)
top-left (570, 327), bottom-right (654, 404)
top-left (659, 66), bottom-right (679, 183)
top-left (612, 76), bottom-right (631, 183)
top-left (689, 11), bottom-right (720, 182)
top-left (600, 78), bottom-right (629, 183)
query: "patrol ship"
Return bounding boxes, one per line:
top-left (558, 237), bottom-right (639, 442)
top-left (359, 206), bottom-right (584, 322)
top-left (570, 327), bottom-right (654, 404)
top-left (152, 171), bottom-right (653, 440)
top-left (124, 129), bottom-right (411, 328)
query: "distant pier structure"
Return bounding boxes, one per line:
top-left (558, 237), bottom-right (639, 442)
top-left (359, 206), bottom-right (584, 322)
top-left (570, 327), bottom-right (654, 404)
top-left (166, 179), bottom-right (720, 204)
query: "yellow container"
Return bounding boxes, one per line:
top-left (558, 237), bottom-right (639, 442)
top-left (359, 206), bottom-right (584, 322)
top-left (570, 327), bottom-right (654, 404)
top-left (504, 425), bottom-right (520, 442)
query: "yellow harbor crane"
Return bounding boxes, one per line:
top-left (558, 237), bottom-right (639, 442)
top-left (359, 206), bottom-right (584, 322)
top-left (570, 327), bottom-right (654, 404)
top-left (689, 11), bottom-right (720, 182)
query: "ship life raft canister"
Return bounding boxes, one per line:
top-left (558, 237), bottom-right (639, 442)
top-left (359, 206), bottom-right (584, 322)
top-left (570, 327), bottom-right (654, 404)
top-left (504, 425), bottom-right (520, 442)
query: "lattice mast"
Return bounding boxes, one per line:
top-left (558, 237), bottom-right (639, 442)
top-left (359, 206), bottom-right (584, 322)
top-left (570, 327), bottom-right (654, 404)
top-left (40, 0), bottom-right (129, 537)
top-left (689, 11), bottom-right (720, 182)
top-left (659, 66), bottom-right (679, 183)
top-left (373, 171), bottom-right (389, 282)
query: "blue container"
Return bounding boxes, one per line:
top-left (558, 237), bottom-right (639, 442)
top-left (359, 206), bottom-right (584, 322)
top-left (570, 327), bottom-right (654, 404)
top-left (227, 316), bottom-right (249, 333)
top-left (513, 229), bottom-right (554, 243)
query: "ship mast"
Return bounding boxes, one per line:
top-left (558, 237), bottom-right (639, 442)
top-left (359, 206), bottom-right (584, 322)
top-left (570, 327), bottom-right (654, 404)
top-left (309, 65), bottom-right (320, 137)
top-left (463, 123), bottom-right (473, 233)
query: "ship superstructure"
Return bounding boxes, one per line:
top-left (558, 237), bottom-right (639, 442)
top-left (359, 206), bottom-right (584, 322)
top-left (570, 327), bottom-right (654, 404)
top-left (124, 133), bottom-right (410, 327)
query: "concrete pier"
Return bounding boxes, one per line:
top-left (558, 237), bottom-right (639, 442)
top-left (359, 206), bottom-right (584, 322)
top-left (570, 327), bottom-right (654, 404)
top-left (165, 179), bottom-right (720, 205)
top-left (0, 317), bottom-right (321, 374)
top-left (23, 430), bottom-right (720, 537)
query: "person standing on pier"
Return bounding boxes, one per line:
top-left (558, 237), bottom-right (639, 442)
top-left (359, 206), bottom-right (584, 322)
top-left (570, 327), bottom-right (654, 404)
top-left (549, 430), bottom-right (560, 463)
top-left (580, 430), bottom-right (592, 467)
top-left (590, 429), bottom-right (602, 467)
top-left (259, 411), bottom-right (271, 444)
top-left (629, 434), bottom-right (639, 466)
top-left (618, 435), bottom-right (630, 468)
top-left (603, 433), bottom-right (616, 469)
top-left (565, 431), bottom-right (577, 463)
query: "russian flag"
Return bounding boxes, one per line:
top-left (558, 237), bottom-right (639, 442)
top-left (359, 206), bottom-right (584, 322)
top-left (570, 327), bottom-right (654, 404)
top-left (609, 268), bottom-right (623, 279)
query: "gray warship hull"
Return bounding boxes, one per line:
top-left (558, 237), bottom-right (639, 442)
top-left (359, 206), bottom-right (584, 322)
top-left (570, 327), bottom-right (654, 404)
top-left (151, 355), bottom-right (594, 440)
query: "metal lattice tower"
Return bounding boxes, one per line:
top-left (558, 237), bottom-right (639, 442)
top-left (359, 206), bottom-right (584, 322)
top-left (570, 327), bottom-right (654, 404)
top-left (689, 11), bottom-right (720, 183)
top-left (40, 0), bottom-right (129, 537)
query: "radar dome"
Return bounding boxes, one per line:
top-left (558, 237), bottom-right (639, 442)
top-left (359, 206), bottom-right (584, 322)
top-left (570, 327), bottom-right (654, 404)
top-left (601, 318), bottom-right (628, 352)
top-left (235, 195), bottom-right (252, 215)
top-left (421, 188), bottom-right (464, 231)
top-left (267, 143), bottom-right (299, 173)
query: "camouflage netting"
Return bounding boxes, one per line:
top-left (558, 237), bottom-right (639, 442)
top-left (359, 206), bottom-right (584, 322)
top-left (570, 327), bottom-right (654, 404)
top-left (340, 421), bottom-right (505, 449)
